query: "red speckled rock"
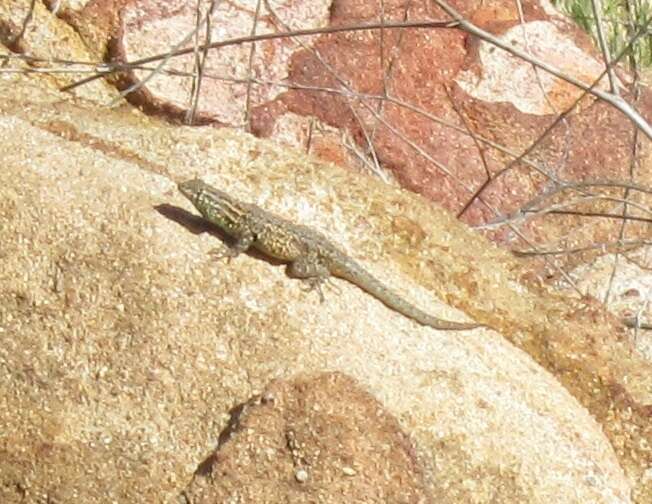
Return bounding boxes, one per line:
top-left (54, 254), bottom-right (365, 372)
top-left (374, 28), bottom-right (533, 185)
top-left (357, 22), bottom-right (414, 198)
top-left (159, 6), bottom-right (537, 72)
top-left (72, 0), bottom-right (651, 260)
top-left (111, 0), bottom-right (330, 124)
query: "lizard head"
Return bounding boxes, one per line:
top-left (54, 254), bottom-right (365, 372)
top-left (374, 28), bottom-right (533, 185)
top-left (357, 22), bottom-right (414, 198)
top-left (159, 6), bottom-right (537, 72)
top-left (178, 179), bottom-right (244, 232)
top-left (178, 178), bottom-right (207, 205)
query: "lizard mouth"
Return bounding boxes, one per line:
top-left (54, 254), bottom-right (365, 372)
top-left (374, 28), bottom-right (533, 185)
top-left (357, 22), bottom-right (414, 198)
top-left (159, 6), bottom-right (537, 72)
top-left (178, 179), bottom-right (205, 202)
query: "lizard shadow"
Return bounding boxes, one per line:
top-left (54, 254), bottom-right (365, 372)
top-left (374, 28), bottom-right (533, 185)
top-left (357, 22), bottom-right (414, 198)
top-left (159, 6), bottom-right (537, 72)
top-left (155, 203), bottom-right (286, 266)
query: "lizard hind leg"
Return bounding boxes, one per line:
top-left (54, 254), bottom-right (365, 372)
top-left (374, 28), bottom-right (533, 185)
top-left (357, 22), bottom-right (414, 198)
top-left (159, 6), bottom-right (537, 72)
top-left (287, 254), bottom-right (334, 302)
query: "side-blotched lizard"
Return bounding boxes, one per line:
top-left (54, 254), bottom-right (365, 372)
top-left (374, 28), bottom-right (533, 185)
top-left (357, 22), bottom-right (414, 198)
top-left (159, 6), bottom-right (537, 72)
top-left (178, 179), bottom-right (483, 331)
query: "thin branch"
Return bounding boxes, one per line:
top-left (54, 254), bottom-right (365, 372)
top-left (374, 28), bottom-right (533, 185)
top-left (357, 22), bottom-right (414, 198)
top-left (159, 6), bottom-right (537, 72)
top-left (443, 84), bottom-right (492, 218)
top-left (19, 5), bottom-right (583, 293)
top-left (10, 0), bottom-right (37, 47)
top-left (305, 116), bottom-right (315, 155)
top-left (623, 317), bottom-right (652, 330)
top-left (263, 0), bottom-right (385, 181)
top-left (16, 49), bottom-right (652, 210)
top-left (59, 19), bottom-right (458, 93)
top-left (57, 8), bottom-right (651, 138)
top-left (514, 0), bottom-right (563, 115)
top-left (243, 0), bottom-right (263, 131)
top-left (107, 4), bottom-right (218, 107)
top-left (346, 98), bottom-right (389, 182)
top-left (8, 50), bottom-right (595, 189)
top-left (529, 209), bottom-right (652, 225)
top-left (82, 57), bottom-right (652, 251)
top-left (432, 0), bottom-right (652, 139)
top-left (514, 239), bottom-right (652, 257)
top-left (358, 97), bottom-right (582, 293)
top-left (603, 21), bottom-right (645, 305)
top-left (481, 181), bottom-right (652, 229)
top-left (367, 0), bottom-right (414, 177)
top-left (514, 0), bottom-right (573, 184)
top-left (186, 0), bottom-right (219, 125)
top-left (0, 52), bottom-right (99, 66)
top-left (589, 0), bottom-right (619, 95)
top-left (462, 17), bottom-right (652, 214)
top-left (622, 285), bottom-right (652, 336)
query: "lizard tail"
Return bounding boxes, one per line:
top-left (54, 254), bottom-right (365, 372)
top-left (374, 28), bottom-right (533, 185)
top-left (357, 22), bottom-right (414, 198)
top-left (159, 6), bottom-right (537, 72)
top-left (331, 257), bottom-right (483, 331)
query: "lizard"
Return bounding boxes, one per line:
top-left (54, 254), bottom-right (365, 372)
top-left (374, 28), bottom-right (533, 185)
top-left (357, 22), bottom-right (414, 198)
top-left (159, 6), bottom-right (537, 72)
top-left (178, 178), bottom-right (484, 331)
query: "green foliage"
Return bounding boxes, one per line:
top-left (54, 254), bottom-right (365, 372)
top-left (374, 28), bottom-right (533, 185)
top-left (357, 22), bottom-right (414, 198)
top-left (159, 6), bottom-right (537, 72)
top-left (553, 0), bottom-right (652, 68)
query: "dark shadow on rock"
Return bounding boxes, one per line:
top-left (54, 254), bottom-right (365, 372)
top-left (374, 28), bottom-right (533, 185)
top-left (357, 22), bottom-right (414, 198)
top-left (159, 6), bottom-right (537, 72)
top-left (155, 203), bottom-right (286, 267)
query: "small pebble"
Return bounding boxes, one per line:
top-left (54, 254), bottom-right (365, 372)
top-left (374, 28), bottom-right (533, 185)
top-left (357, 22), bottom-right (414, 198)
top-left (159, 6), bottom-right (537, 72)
top-left (342, 466), bottom-right (356, 476)
top-left (295, 468), bottom-right (309, 483)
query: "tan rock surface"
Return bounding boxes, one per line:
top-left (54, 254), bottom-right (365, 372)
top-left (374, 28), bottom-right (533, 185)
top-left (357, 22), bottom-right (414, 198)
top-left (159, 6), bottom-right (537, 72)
top-left (562, 248), bottom-right (652, 362)
top-left (0, 0), bottom-right (118, 103)
top-left (0, 67), bottom-right (649, 503)
top-left (182, 372), bottom-right (433, 503)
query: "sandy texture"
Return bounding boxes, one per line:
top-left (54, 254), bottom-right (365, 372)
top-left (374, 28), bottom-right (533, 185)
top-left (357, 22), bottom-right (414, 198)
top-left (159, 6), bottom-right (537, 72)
top-left (182, 372), bottom-right (433, 503)
top-left (0, 67), bottom-right (649, 502)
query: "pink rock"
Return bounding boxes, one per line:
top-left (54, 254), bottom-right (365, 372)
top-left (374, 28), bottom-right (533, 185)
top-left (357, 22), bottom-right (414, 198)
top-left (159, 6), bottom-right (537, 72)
top-left (109, 0), bottom-right (651, 252)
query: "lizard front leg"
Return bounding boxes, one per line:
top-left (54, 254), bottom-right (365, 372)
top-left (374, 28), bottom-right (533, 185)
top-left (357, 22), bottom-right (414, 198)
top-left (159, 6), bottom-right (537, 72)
top-left (287, 252), bottom-right (332, 302)
top-left (211, 228), bottom-right (255, 262)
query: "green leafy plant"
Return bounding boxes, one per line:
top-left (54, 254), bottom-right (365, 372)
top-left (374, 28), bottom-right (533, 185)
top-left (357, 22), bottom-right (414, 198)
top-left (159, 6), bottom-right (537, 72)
top-left (554, 0), bottom-right (651, 68)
